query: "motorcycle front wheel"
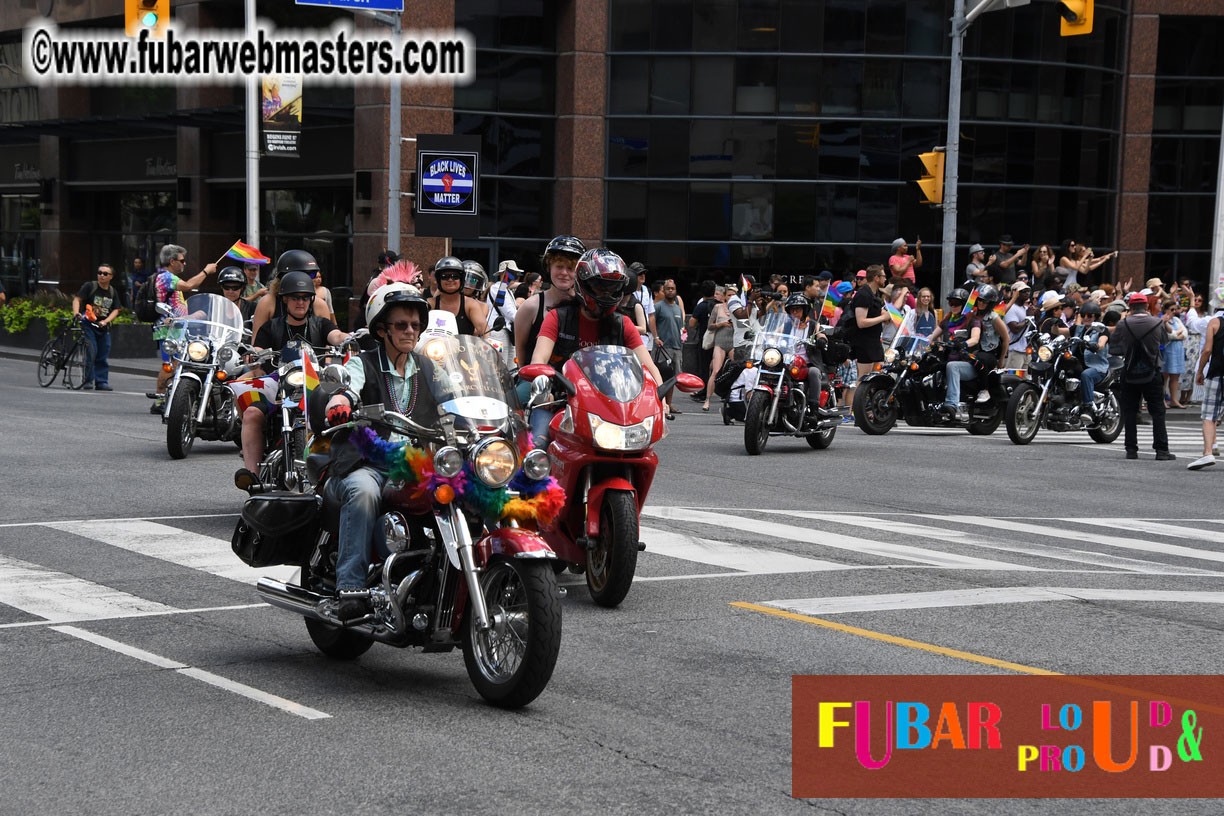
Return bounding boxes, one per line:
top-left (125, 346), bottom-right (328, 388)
top-left (1005, 385), bottom-right (1042, 444)
top-left (166, 383), bottom-right (198, 459)
top-left (587, 490), bottom-right (639, 608)
top-left (743, 392), bottom-right (771, 455)
top-left (463, 558), bottom-right (562, 709)
top-left (853, 378), bottom-right (897, 435)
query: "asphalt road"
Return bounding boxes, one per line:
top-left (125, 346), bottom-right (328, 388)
top-left (2, 356), bottom-right (1222, 815)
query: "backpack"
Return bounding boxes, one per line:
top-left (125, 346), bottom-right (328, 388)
top-left (1121, 319), bottom-right (1159, 385)
top-left (134, 276), bottom-right (159, 323)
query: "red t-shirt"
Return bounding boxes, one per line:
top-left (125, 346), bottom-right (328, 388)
top-left (539, 310), bottom-right (643, 352)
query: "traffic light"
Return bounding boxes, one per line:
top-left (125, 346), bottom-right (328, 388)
top-left (126, 0), bottom-right (168, 38)
top-left (1059, 0), bottom-right (1093, 36)
top-left (916, 151), bottom-right (944, 206)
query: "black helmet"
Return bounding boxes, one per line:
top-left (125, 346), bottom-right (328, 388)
top-left (433, 256), bottom-right (464, 280)
top-left (976, 284), bottom-right (1001, 308)
top-left (218, 266), bottom-right (245, 287)
top-left (278, 271), bottom-right (315, 298)
top-left (1078, 300), bottom-right (1102, 317)
top-left (948, 287), bottom-right (970, 305)
top-left (575, 248), bottom-right (630, 317)
top-left (544, 235), bottom-right (585, 262)
top-left (274, 249), bottom-right (319, 278)
top-left (784, 293), bottom-right (811, 320)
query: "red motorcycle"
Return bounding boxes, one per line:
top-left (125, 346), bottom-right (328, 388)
top-left (519, 346), bottom-right (703, 607)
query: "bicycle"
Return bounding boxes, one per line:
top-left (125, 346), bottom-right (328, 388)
top-left (37, 316), bottom-right (94, 389)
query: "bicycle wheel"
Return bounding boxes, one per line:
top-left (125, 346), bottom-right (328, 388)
top-left (37, 339), bottom-right (60, 387)
top-left (64, 338), bottom-right (94, 390)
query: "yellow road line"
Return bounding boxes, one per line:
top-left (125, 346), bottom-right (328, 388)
top-left (730, 601), bottom-right (1061, 675)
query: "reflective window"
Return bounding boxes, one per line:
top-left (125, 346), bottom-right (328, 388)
top-left (822, 59), bottom-right (862, 115)
top-left (689, 183), bottom-right (732, 240)
top-left (692, 57), bottom-right (735, 116)
top-left (610, 0), bottom-right (652, 50)
top-left (738, 0), bottom-right (780, 51)
top-left (652, 57), bottom-right (692, 115)
top-left (653, 0), bottom-right (694, 51)
top-left (818, 123), bottom-right (861, 180)
top-left (823, 0), bottom-right (865, 54)
top-left (779, 57), bottom-right (821, 114)
top-left (735, 57), bottom-right (778, 114)
top-left (692, 0), bottom-right (737, 50)
top-left (607, 119), bottom-right (651, 177)
top-left (648, 183), bottom-right (690, 241)
top-left (610, 57), bottom-right (650, 114)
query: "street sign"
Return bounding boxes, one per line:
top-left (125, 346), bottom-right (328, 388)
top-left (294, 0), bottom-right (404, 11)
top-left (414, 135), bottom-right (480, 239)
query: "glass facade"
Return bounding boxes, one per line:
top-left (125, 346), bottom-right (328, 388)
top-left (0, 194), bottom-right (39, 296)
top-left (452, 0), bottom-right (557, 275)
top-left (605, 0), bottom-right (1130, 289)
top-left (1148, 16), bottom-right (1224, 282)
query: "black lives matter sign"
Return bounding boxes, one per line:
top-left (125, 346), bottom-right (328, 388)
top-left (414, 134), bottom-right (480, 238)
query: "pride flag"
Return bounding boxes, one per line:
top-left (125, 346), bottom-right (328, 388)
top-left (993, 302), bottom-right (1009, 316)
top-left (961, 287), bottom-right (979, 317)
top-left (820, 291), bottom-right (837, 323)
top-left (740, 273), bottom-right (752, 294)
top-left (885, 303), bottom-right (905, 328)
top-left (224, 240), bottom-right (270, 265)
top-left (299, 352), bottom-right (319, 427)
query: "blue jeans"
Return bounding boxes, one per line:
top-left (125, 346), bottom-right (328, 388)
top-left (1081, 365), bottom-right (1107, 407)
top-left (83, 323), bottom-right (110, 387)
top-left (325, 466), bottom-right (389, 591)
top-left (943, 361), bottom-right (976, 408)
top-left (529, 407), bottom-right (555, 448)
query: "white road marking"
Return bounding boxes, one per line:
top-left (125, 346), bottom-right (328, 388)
top-left (0, 513), bottom-right (239, 529)
top-left (929, 515), bottom-right (1224, 567)
top-left (51, 625), bottom-right (330, 720)
top-left (47, 519), bottom-right (298, 585)
top-left (643, 507), bottom-right (1036, 571)
top-left (640, 526), bottom-right (850, 574)
top-left (1070, 518), bottom-right (1224, 546)
top-left (758, 511), bottom-right (1222, 576)
top-left (763, 587), bottom-right (1224, 616)
top-left (0, 555), bottom-right (176, 622)
top-left (0, 603), bottom-right (267, 630)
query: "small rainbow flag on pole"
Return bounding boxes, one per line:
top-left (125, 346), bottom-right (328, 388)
top-left (740, 274), bottom-right (752, 294)
top-left (885, 303), bottom-right (905, 328)
top-left (300, 352), bottom-right (319, 427)
top-left (992, 302), bottom-right (1009, 316)
top-left (820, 290), bottom-right (837, 323)
top-left (961, 287), bottom-right (979, 317)
top-left (223, 240), bottom-right (270, 265)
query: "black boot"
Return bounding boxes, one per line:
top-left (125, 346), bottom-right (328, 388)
top-left (336, 590), bottom-right (372, 622)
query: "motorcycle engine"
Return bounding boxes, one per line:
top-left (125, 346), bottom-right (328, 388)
top-left (783, 388), bottom-right (806, 428)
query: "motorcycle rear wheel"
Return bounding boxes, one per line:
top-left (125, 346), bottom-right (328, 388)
top-left (852, 379), bottom-right (896, 435)
top-left (743, 393), bottom-right (771, 455)
top-left (463, 558), bottom-right (562, 709)
top-left (1005, 385), bottom-right (1042, 445)
top-left (1088, 392), bottom-right (1122, 444)
top-left (166, 383), bottom-right (198, 459)
top-left (587, 490), bottom-right (639, 608)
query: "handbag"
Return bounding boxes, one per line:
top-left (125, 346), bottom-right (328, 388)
top-left (701, 325), bottom-right (715, 350)
top-left (650, 343), bottom-right (674, 381)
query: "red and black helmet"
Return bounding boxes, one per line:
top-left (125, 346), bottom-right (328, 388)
top-left (574, 248), bottom-right (630, 317)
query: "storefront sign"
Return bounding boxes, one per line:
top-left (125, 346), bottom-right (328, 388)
top-left (295, 0), bottom-right (404, 11)
top-left (1, 145), bottom-right (40, 186)
top-left (414, 134), bottom-right (480, 238)
top-left (262, 75), bottom-right (303, 157)
top-left (68, 137), bottom-right (177, 184)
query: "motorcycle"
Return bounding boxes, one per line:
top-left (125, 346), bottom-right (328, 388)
top-left (1005, 329), bottom-right (1122, 445)
top-left (853, 332), bottom-right (1012, 436)
top-left (261, 342), bottom-right (317, 492)
top-left (518, 348), bottom-right (704, 607)
top-left (740, 312), bottom-right (849, 455)
top-left (242, 333), bottom-right (563, 709)
top-left (157, 294), bottom-right (246, 459)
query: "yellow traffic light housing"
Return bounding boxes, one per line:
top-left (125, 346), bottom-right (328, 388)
top-left (916, 151), bottom-right (944, 206)
top-left (1059, 0), bottom-right (1093, 37)
top-left (126, 0), bottom-right (168, 38)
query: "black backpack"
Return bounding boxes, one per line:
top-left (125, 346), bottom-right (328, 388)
top-left (133, 277), bottom-right (159, 323)
top-left (1121, 319), bottom-right (1159, 385)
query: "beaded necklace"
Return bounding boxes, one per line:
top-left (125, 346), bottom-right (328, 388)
top-left (380, 346), bottom-right (417, 415)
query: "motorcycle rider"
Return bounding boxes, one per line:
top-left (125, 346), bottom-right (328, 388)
top-left (1073, 300), bottom-right (1110, 420)
top-left (233, 271), bottom-right (348, 490)
top-left (322, 283), bottom-right (439, 621)
top-left (514, 235), bottom-right (585, 368)
top-left (218, 266), bottom-right (256, 322)
top-left (939, 284), bottom-right (1009, 421)
top-left (430, 256), bottom-right (491, 336)
top-left (783, 293), bottom-right (831, 415)
top-left (528, 248), bottom-right (663, 446)
top-left (932, 288), bottom-right (979, 422)
top-left (249, 250), bottom-right (333, 343)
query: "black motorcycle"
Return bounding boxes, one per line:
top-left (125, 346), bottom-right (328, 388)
top-left (854, 332), bottom-right (1013, 436)
top-left (1005, 330), bottom-right (1122, 445)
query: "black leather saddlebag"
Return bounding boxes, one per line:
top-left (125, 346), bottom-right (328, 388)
top-left (232, 491), bottom-right (321, 568)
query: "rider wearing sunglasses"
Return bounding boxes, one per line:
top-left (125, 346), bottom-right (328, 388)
top-left (430, 255), bottom-right (491, 337)
top-left (218, 266), bottom-right (256, 321)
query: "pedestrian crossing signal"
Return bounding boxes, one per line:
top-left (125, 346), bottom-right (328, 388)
top-left (916, 151), bottom-right (944, 206)
top-left (126, 0), bottom-right (168, 38)
top-left (1059, 0), bottom-right (1093, 36)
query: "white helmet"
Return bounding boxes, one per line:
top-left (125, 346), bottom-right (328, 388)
top-left (365, 282), bottom-right (427, 332)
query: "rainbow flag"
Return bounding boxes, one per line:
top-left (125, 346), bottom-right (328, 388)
top-left (740, 273), bottom-right (751, 294)
top-left (885, 303), bottom-right (905, 328)
top-left (299, 352), bottom-right (319, 427)
top-left (224, 240), bottom-right (270, 265)
top-left (993, 302), bottom-right (1008, 316)
top-left (820, 291), bottom-right (837, 323)
top-left (961, 287), bottom-right (979, 317)
top-left (235, 387), bottom-right (266, 413)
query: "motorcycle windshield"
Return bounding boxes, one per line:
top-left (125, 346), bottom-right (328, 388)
top-left (571, 345), bottom-right (644, 403)
top-left (419, 334), bottom-right (517, 424)
top-left (165, 294), bottom-right (243, 347)
top-left (750, 312), bottom-right (801, 361)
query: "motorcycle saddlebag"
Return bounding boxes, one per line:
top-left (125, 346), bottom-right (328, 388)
top-left (232, 491), bottom-right (321, 568)
top-left (822, 339), bottom-right (852, 367)
top-left (714, 359), bottom-right (747, 399)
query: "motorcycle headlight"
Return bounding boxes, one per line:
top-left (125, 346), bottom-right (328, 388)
top-left (285, 369), bottom-right (306, 388)
top-left (163, 339), bottom-right (183, 359)
top-left (762, 348), bottom-right (782, 368)
top-left (883, 348), bottom-right (898, 364)
top-left (433, 446), bottom-right (464, 478)
top-left (423, 338), bottom-right (448, 362)
top-left (522, 448), bottom-right (551, 481)
top-left (217, 346), bottom-right (234, 365)
top-left (472, 438), bottom-right (517, 487)
top-left (1037, 345), bottom-right (1053, 362)
top-left (187, 341), bottom-right (209, 362)
top-left (589, 413), bottom-right (654, 451)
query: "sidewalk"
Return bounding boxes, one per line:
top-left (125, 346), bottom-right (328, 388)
top-left (0, 343), bottom-right (162, 378)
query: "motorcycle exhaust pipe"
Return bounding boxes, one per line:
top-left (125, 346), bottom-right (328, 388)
top-left (258, 575), bottom-right (426, 645)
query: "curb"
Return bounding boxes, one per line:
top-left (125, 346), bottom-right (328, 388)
top-left (0, 347), bottom-right (160, 378)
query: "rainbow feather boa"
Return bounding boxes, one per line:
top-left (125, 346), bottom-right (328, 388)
top-left (350, 426), bottom-right (565, 524)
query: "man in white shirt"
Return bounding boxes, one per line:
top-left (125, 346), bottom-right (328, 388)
top-left (1004, 282), bottom-right (1032, 370)
top-left (629, 262), bottom-right (657, 351)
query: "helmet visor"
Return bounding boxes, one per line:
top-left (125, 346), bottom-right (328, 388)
top-left (585, 277), bottom-right (625, 304)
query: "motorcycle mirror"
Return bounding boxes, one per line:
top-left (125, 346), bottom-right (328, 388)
top-left (743, 331), bottom-right (755, 341)
top-left (322, 363), bottom-right (350, 387)
top-left (674, 373), bottom-right (705, 394)
top-left (518, 363), bottom-right (555, 382)
top-left (953, 329), bottom-right (969, 341)
top-left (491, 316), bottom-right (506, 332)
top-left (155, 302), bottom-right (173, 317)
top-left (527, 374), bottom-right (552, 408)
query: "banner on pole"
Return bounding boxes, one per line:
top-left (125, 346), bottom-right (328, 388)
top-left (414, 134), bottom-right (480, 239)
top-left (262, 75), bottom-right (302, 157)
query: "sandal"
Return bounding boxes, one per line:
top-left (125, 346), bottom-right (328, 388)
top-left (702, 403), bottom-right (710, 412)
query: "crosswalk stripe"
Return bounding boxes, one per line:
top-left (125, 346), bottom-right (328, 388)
top-left (763, 587), bottom-right (1224, 616)
top-left (1070, 518), bottom-right (1224, 546)
top-left (927, 515), bottom-right (1224, 566)
top-left (756, 511), bottom-right (1220, 575)
top-left (46, 519), bottom-right (298, 585)
top-left (0, 554), bottom-right (177, 622)
top-left (642, 507), bottom-right (1036, 571)
top-left (640, 526), bottom-right (850, 574)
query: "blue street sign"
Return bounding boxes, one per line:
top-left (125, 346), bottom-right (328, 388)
top-left (295, 0), bottom-right (404, 12)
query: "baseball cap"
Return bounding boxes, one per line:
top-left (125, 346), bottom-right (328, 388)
top-left (969, 243), bottom-right (985, 255)
top-left (817, 270), bottom-right (833, 280)
top-left (1146, 277), bottom-right (1165, 289)
top-left (1064, 283), bottom-right (1085, 294)
top-left (891, 238), bottom-right (906, 252)
top-left (1090, 289), bottom-right (1107, 301)
top-left (1012, 281), bottom-right (1030, 292)
top-left (855, 269), bottom-right (867, 279)
top-left (1128, 292), bottom-right (1148, 305)
top-left (1039, 291), bottom-right (1064, 310)
top-left (1140, 287), bottom-right (1154, 296)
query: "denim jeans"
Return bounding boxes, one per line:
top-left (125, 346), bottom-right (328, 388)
top-left (943, 361), bottom-right (977, 407)
top-left (1081, 365), bottom-right (1107, 407)
top-left (83, 323), bottom-right (111, 387)
top-left (529, 407), bottom-right (555, 448)
top-left (325, 466), bottom-right (389, 591)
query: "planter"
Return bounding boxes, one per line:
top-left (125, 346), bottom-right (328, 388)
top-left (0, 316), bottom-right (158, 358)
top-left (0, 317), bottom-right (50, 350)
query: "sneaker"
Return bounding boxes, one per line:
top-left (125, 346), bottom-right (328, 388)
top-left (841, 415), bottom-right (854, 425)
top-left (1155, 451), bottom-right (1177, 462)
top-left (149, 399), bottom-right (165, 415)
top-left (96, 384), bottom-right (113, 392)
top-left (1187, 455), bottom-right (1216, 471)
top-left (336, 590), bottom-right (372, 622)
top-left (1125, 450), bottom-right (1138, 460)
top-left (80, 382), bottom-right (94, 390)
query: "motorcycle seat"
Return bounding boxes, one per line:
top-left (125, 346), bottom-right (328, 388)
top-left (305, 452), bottom-right (329, 485)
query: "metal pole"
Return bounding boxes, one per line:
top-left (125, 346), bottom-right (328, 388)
top-left (941, 0), bottom-right (966, 299)
top-left (387, 13), bottom-right (402, 254)
top-left (244, 0), bottom-right (259, 248)
top-left (1212, 106), bottom-right (1224, 303)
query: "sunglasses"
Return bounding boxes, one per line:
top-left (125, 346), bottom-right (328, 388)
top-left (222, 285), bottom-right (243, 291)
top-left (437, 271), bottom-right (463, 281)
top-left (388, 320), bottom-right (421, 333)
top-left (285, 294), bottom-right (313, 303)
top-left (97, 271), bottom-right (113, 276)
